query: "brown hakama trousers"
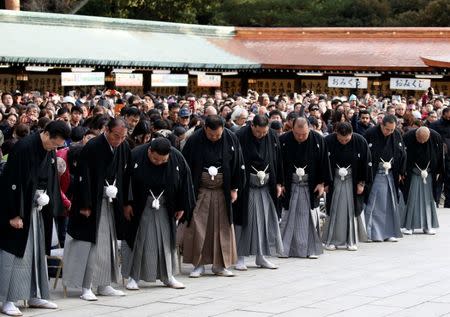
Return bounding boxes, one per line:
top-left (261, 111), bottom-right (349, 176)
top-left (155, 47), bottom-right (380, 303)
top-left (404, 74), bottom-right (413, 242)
top-left (183, 173), bottom-right (237, 268)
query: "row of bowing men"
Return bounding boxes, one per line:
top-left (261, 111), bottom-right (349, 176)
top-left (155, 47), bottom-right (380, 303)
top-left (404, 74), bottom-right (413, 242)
top-left (0, 114), bottom-right (442, 316)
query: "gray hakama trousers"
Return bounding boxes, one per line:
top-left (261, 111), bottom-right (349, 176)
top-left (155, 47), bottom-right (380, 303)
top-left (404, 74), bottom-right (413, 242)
top-left (365, 167), bottom-right (402, 241)
top-left (280, 174), bottom-right (323, 257)
top-left (0, 190), bottom-right (50, 303)
top-left (121, 197), bottom-right (174, 284)
top-left (63, 194), bottom-right (120, 289)
top-left (323, 168), bottom-right (366, 247)
top-left (403, 168), bottom-right (439, 231)
top-left (236, 174), bottom-right (283, 257)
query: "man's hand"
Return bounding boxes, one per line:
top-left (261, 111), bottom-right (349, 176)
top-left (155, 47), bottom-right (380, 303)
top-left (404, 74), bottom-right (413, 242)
top-left (357, 183), bottom-right (365, 195)
top-left (123, 205), bottom-right (134, 221)
top-left (276, 184), bottom-right (283, 198)
top-left (314, 183), bottom-right (325, 196)
top-left (175, 211), bottom-right (184, 221)
top-left (80, 208), bottom-right (91, 218)
top-left (231, 190), bottom-right (238, 203)
top-left (9, 216), bottom-right (23, 229)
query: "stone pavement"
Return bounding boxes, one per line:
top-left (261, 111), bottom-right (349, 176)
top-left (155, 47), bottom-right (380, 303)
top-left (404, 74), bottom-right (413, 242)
top-left (18, 209), bottom-right (450, 317)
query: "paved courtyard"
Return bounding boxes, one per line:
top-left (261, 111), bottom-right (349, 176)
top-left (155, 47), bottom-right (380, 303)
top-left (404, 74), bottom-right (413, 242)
top-left (19, 209), bottom-right (450, 317)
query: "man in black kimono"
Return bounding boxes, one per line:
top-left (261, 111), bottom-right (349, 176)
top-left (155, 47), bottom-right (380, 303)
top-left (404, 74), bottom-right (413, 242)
top-left (0, 121), bottom-right (70, 316)
top-left (430, 107), bottom-right (450, 206)
top-left (402, 127), bottom-right (443, 235)
top-left (364, 115), bottom-right (406, 242)
top-left (122, 138), bottom-right (195, 290)
top-left (279, 117), bottom-right (331, 258)
top-left (182, 115), bottom-right (245, 278)
top-left (234, 115), bottom-right (283, 270)
top-left (64, 118), bottom-right (131, 301)
top-left (323, 122), bottom-right (372, 251)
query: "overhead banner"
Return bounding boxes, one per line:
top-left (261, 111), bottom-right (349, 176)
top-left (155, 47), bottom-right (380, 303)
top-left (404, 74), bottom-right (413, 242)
top-left (115, 73), bottom-right (143, 87)
top-left (151, 74), bottom-right (188, 87)
top-left (328, 76), bottom-right (368, 89)
top-left (61, 72), bottom-right (105, 86)
top-left (390, 78), bottom-right (431, 91)
top-left (197, 74), bottom-right (221, 87)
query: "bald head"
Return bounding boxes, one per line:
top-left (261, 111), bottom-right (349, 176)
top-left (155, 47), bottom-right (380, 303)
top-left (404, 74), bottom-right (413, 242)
top-left (205, 106), bottom-right (218, 116)
top-left (293, 117), bottom-right (310, 143)
top-left (416, 127), bottom-right (430, 144)
top-left (293, 117), bottom-right (309, 129)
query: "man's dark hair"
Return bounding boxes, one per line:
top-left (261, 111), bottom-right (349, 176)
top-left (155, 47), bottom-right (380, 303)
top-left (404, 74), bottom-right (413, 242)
top-left (153, 119), bottom-right (169, 130)
top-left (359, 110), bottom-right (370, 117)
top-left (150, 137), bottom-right (171, 155)
top-left (308, 116), bottom-right (319, 128)
top-left (44, 120), bottom-right (71, 139)
top-left (107, 117), bottom-right (127, 131)
top-left (71, 105), bottom-right (83, 114)
top-left (270, 120), bottom-right (283, 130)
top-left (335, 122), bottom-right (353, 136)
top-left (168, 103), bottom-right (180, 111)
top-left (252, 114), bottom-right (269, 127)
top-left (269, 110), bottom-right (282, 119)
top-left (442, 107), bottom-right (450, 116)
top-left (287, 111), bottom-right (299, 122)
top-left (57, 107), bottom-right (69, 117)
top-left (124, 107), bottom-right (140, 117)
top-left (383, 114), bottom-right (397, 125)
top-left (205, 115), bottom-right (225, 130)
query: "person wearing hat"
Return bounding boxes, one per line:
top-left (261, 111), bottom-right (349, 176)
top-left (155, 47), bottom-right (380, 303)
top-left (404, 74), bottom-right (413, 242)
top-left (62, 96), bottom-right (76, 112)
top-left (174, 107), bottom-right (190, 130)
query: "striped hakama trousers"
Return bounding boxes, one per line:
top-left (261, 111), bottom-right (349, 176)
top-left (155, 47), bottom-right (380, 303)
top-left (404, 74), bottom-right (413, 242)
top-left (365, 167), bottom-right (402, 241)
top-left (323, 168), bottom-right (366, 247)
top-left (0, 190), bottom-right (50, 302)
top-left (403, 168), bottom-right (439, 231)
top-left (63, 194), bottom-right (120, 289)
top-left (121, 196), bottom-right (174, 284)
top-left (236, 174), bottom-right (283, 257)
top-left (280, 174), bottom-right (323, 257)
top-left (183, 173), bottom-right (237, 268)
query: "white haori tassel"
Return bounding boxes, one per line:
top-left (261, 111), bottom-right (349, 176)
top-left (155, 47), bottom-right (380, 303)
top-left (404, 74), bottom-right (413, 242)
top-left (294, 165), bottom-right (307, 181)
top-left (381, 158), bottom-right (393, 175)
top-left (337, 165), bottom-right (351, 181)
top-left (150, 189), bottom-right (164, 210)
top-left (416, 162), bottom-right (430, 184)
top-left (36, 191), bottom-right (50, 211)
top-left (252, 165), bottom-right (269, 185)
top-left (105, 179), bottom-right (118, 202)
top-left (205, 166), bottom-right (221, 180)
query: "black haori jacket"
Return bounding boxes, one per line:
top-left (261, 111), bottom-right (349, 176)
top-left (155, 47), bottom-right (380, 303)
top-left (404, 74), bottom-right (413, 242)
top-left (233, 126), bottom-right (283, 226)
top-left (402, 128), bottom-right (444, 203)
top-left (0, 132), bottom-right (63, 257)
top-left (124, 144), bottom-right (196, 249)
top-left (364, 125), bottom-right (406, 201)
top-left (325, 133), bottom-right (372, 217)
top-left (182, 128), bottom-right (246, 225)
top-left (280, 130), bottom-right (332, 211)
top-left (67, 134), bottom-right (131, 243)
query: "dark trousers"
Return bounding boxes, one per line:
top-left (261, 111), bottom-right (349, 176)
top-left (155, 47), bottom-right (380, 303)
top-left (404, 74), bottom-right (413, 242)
top-left (435, 158), bottom-right (450, 207)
